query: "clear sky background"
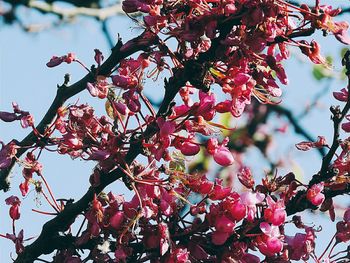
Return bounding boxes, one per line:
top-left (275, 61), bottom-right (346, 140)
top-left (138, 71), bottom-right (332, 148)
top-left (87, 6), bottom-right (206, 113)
top-left (0, 1), bottom-right (350, 261)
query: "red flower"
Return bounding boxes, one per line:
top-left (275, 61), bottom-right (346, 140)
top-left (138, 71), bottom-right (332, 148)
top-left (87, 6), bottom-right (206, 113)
top-left (307, 183), bottom-right (325, 206)
top-left (5, 195), bottom-right (21, 221)
top-left (264, 196), bottom-right (286, 226)
top-left (206, 138), bottom-right (234, 166)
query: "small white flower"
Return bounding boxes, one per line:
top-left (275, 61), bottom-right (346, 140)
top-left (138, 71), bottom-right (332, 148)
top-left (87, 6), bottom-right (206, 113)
top-left (97, 240), bottom-right (111, 254)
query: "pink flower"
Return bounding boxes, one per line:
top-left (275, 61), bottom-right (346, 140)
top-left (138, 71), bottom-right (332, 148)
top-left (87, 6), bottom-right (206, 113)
top-left (300, 40), bottom-right (328, 65)
top-left (336, 219), bottom-right (350, 243)
top-left (264, 196), bottom-right (286, 226)
top-left (0, 141), bottom-right (18, 169)
top-left (179, 140), bottom-right (200, 156)
top-left (46, 53), bottom-right (76, 67)
top-left (195, 91), bottom-right (216, 121)
top-left (209, 179), bottom-right (231, 200)
top-left (158, 117), bottom-right (175, 136)
top-left (227, 200), bottom-right (246, 222)
top-left (20, 114), bottom-right (34, 128)
top-left (306, 182), bottom-right (325, 206)
top-left (206, 138), bottom-right (234, 166)
top-left (122, 0), bottom-right (151, 13)
top-left (240, 191), bottom-right (265, 222)
top-left (333, 21), bottom-right (350, 45)
top-left (122, 89), bottom-right (141, 112)
top-left (62, 133), bottom-right (83, 150)
top-left (94, 49), bottom-right (104, 65)
top-left (109, 211), bottom-right (124, 230)
top-left (215, 215), bottom-right (235, 233)
top-left (333, 88), bottom-right (348, 102)
top-left (86, 82), bottom-right (108, 99)
top-left (171, 248), bottom-right (190, 263)
top-left (113, 101), bottom-right (128, 116)
top-left (115, 245), bottom-right (131, 262)
top-left (295, 136), bottom-right (327, 151)
top-left (159, 223), bottom-right (170, 256)
top-left (285, 228), bottom-right (316, 261)
top-left (19, 181), bottom-right (29, 197)
top-left (342, 115), bottom-right (350, 132)
top-left (6, 229), bottom-right (24, 254)
top-left (64, 53), bottom-right (76, 64)
top-left (257, 222), bottom-right (283, 256)
top-left (213, 146), bottom-right (234, 166)
top-left (234, 73), bottom-right (251, 86)
top-left (211, 230), bottom-right (230, 245)
top-left (46, 56), bottom-right (64, 67)
top-left (5, 195), bottom-right (21, 220)
top-left (237, 166), bottom-right (255, 189)
top-left (188, 176), bottom-right (214, 195)
top-left (0, 111), bottom-right (21, 122)
top-left (344, 208), bottom-right (350, 222)
top-left (265, 55), bottom-right (288, 85)
top-left (88, 148), bottom-right (110, 161)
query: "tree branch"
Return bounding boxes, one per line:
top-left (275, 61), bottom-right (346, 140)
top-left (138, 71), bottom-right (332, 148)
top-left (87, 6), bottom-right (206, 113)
top-left (268, 104), bottom-right (327, 157)
top-left (27, 1), bottom-right (123, 20)
top-left (11, 16), bottom-right (246, 261)
top-left (310, 50), bottom-right (350, 186)
top-left (0, 31), bottom-right (158, 191)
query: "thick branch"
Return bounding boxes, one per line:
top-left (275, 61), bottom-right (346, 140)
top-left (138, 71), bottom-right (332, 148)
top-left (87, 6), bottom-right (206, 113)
top-left (7, 10), bottom-right (337, 261)
top-left (4, 0), bottom-right (101, 8)
top-left (27, 1), bottom-right (123, 20)
top-left (287, 1), bottom-right (350, 15)
top-left (310, 50), bottom-right (350, 186)
top-left (12, 17), bottom-right (246, 261)
top-left (286, 184), bottom-right (350, 216)
top-left (13, 59), bottom-right (188, 263)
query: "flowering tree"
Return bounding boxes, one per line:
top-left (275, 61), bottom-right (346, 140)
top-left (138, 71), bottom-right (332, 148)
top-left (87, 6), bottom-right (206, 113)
top-left (2, 0), bottom-right (350, 262)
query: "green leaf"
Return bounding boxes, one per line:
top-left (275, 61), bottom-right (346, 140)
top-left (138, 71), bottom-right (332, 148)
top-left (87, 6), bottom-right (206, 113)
top-left (169, 151), bottom-right (186, 172)
top-left (312, 56), bottom-right (334, 81)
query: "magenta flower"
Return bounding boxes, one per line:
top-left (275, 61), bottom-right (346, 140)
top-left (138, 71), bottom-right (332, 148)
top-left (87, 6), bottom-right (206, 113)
top-left (46, 53), bottom-right (76, 67)
top-left (240, 191), bottom-right (265, 222)
top-left (333, 88), bottom-right (348, 101)
top-left (196, 91), bottom-right (216, 121)
top-left (46, 56), bottom-right (64, 67)
top-left (306, 182), bottom-right (325, 206)
top-left (336, 212), bottom-right (350, 243)
top-left (159, 223), bottom-right (170, 256)
top-left (86, 81), bottom-right (108, 99)
top-left (264, 196), bottom-right (287, 226)
top-left (6, 229), bottom-right (24, 254)
top-left (215, 215), bottom-right (235, 233)
top-left (342, 115), bottom-right (350, 132)
top-left (237, 166), bottom-right (255, 189)
top-left (168, 248), bottom-right (190, 263)
top-left (213, 146), bottom-right (234, 166)
top-left (211, 230), bottom-right (230, 246)
top-left (206, 138), bottom-right (234, 166)
top-left (179, 140), bottom-right (200, 156)
top-left (0, 141), bottom-right (18, 169)
top-left (257, 222), bottom-right (283, 256)
top-left (109, 211), bottom-right (124, 230)
top-left (295, 136), bottom-right (327, 151)
top-left (20, 114), bottom-right (34, 128)
top-left (5, 195), bottom-right (21, 221)
top-left (285, 228), bottom-right (316, 261)
top-left (228, 200), bottom-right (246, 222)
top-left (94, 49), bottom-right (104, 65)
top-left (0, 111), bottom-right (21, 122)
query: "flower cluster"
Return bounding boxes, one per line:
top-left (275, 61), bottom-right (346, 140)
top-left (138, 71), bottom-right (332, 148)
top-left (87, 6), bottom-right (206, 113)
top-left (2, 0), bottom-right (350, 262)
